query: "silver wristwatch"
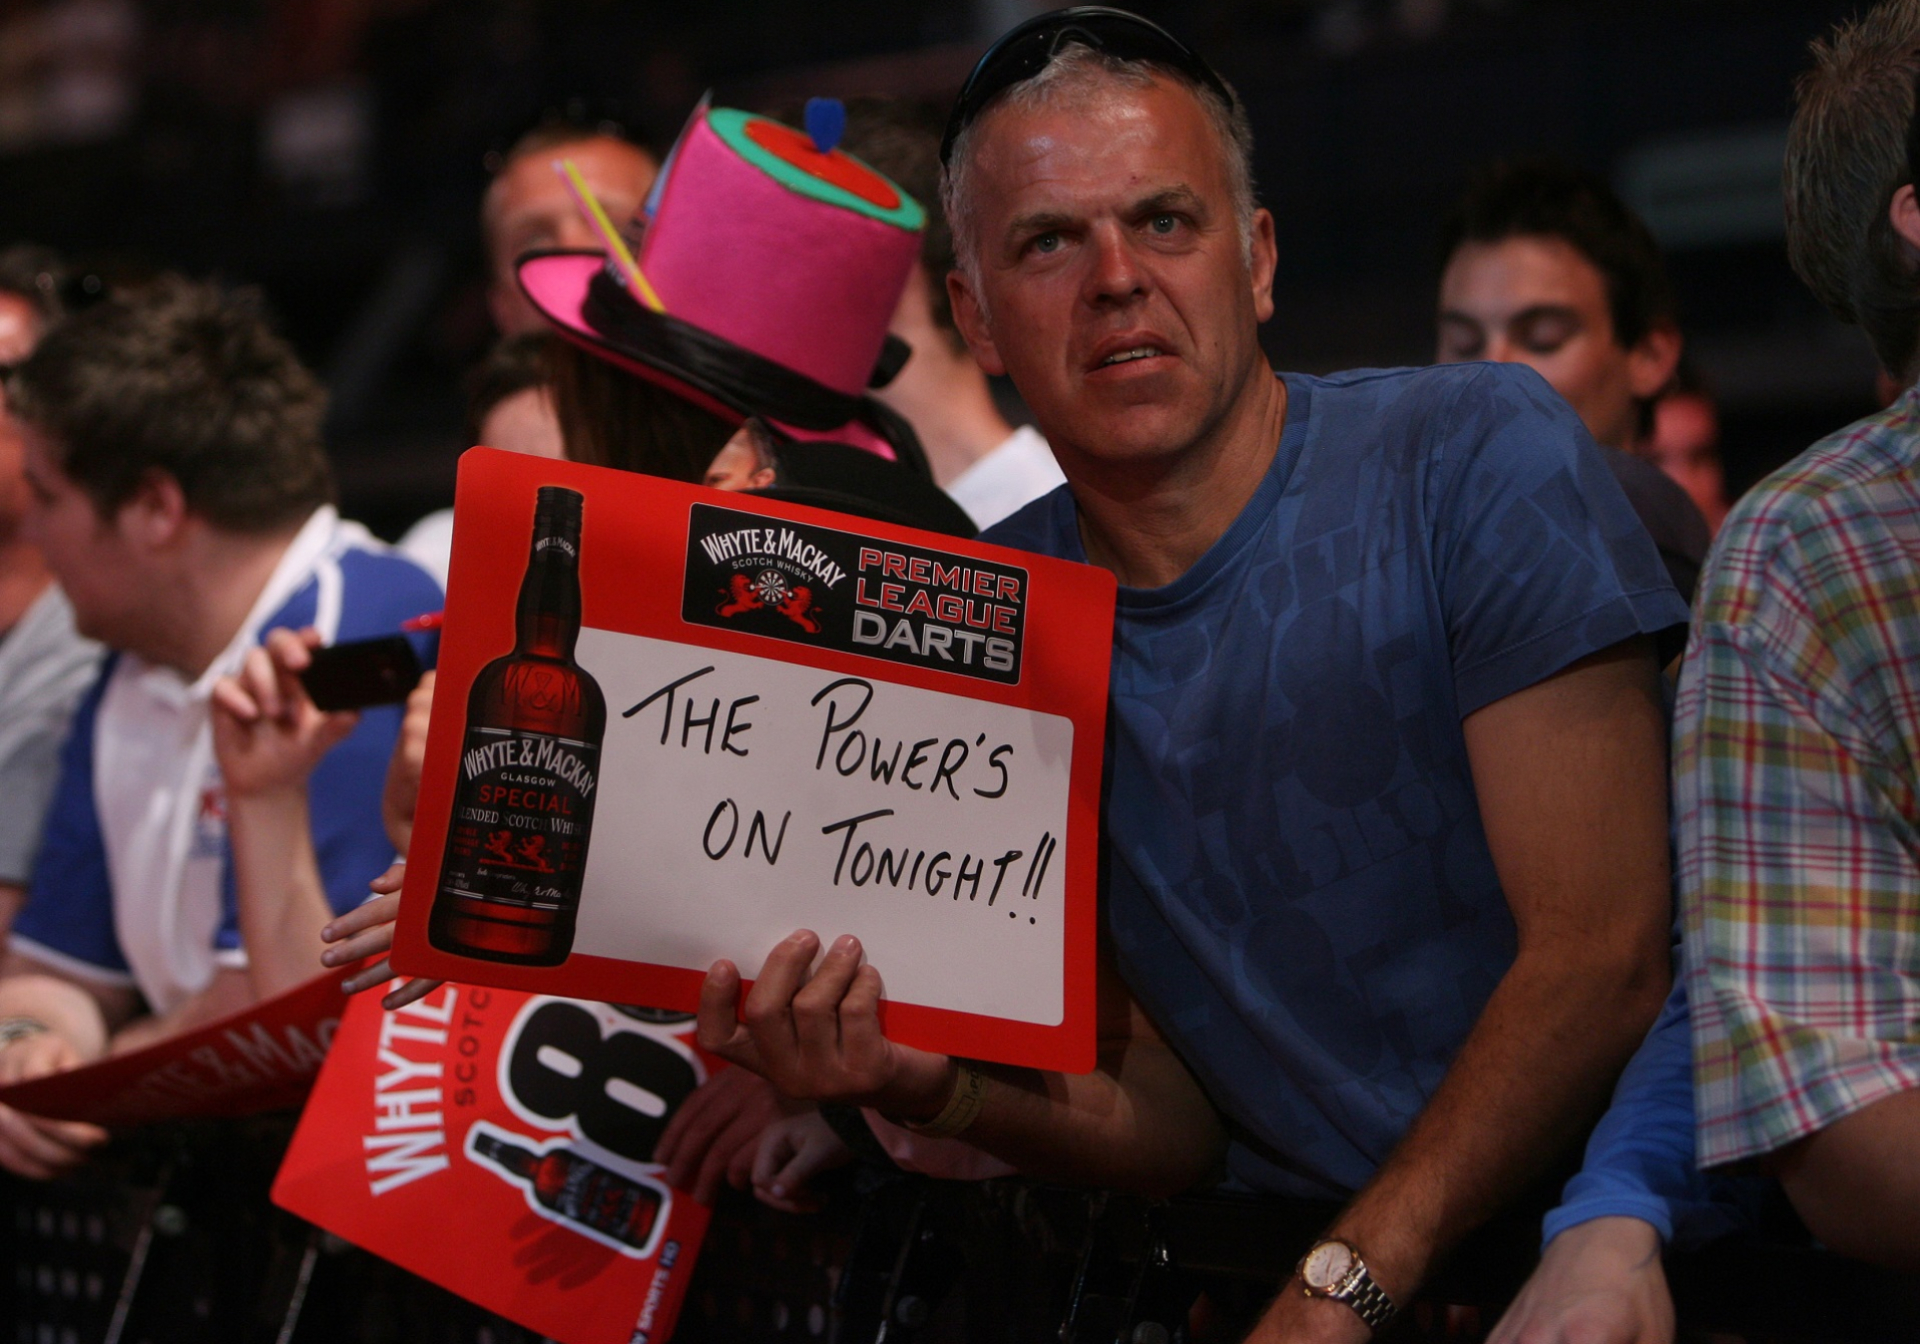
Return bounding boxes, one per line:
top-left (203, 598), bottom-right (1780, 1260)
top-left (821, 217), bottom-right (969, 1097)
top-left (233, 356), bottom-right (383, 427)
top-left (1298, 1238), bottom-right (1397, 1332)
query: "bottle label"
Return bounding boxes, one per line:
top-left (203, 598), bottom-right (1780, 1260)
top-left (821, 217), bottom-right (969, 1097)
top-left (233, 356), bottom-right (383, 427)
top-left (547, 1156), bottom-right (660, 1247)
top-left (440, 726), bottom-right (600, 910)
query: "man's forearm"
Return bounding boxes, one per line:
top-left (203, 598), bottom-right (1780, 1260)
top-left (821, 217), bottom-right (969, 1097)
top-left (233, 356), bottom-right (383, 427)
top-left (704, 934), bottom-right (1227, 1200)
top-left (1774, 1087), bottom-right (1920, 1272)
top-left (1328, 945), bottom-right (1669, 1300)
top-left (857, 967), bottom-right (1225, 1199)
top-left (108, 968), bottom-right (255, 1054)
top-left (228, 786), bottom-right (334, 999)
top-left (950, 1036), bottom-right (1225, 1198)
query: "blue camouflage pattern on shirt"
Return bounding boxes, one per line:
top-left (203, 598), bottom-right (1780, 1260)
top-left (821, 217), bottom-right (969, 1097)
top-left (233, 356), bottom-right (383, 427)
top-left (986, 362), bottom-right (1686, 1197)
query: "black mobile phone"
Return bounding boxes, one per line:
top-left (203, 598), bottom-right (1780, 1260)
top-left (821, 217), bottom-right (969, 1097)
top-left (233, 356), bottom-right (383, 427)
top-left (299, 635), bottom-right (424, 712)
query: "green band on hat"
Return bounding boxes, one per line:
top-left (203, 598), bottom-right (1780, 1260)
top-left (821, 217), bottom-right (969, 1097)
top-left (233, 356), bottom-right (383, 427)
top-left (709, 107), bottom-right (926, 233)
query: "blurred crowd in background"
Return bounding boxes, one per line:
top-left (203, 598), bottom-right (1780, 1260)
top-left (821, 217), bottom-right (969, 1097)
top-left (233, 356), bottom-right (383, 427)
top-left (0, 0), bottom-right (1882, 537)
top-left (1, 3), bottom-right (1917, 1341)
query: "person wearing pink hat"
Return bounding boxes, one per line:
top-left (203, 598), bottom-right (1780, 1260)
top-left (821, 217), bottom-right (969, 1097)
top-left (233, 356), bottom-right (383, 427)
top-left (318, 100), bottom-right (980, 1210)
top-left (516, 98), bottom-right (936, 482)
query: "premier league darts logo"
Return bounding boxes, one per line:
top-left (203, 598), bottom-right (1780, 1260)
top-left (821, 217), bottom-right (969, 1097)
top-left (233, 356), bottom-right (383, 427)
top-left (683, 502), bottom-right (1028, 684)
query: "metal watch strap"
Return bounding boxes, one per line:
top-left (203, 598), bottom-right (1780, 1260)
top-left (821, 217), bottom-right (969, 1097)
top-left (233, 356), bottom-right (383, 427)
top-left (1299, 1239), bottom-right (1399, 1334)
top-left (1337, 1269), bottom-right (1397, 1332)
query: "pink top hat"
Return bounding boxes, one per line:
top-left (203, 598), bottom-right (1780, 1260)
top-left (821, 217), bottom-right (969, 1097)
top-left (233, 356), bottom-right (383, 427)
top-left (518, 101), bottom-right (929, 466)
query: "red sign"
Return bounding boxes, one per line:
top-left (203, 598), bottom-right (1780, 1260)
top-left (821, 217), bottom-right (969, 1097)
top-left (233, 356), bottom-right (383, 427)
top-left (273, 983), bottom-right (713, 1344)
top-left (0, 968), bottom-right (348, 1128)
top-left (390, 449), bottom-right (1113, 1073)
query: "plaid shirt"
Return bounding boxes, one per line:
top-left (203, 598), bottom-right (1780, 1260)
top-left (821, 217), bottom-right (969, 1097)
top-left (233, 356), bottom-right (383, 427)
top-left (1678, 391), bottom-right (1920, 1168)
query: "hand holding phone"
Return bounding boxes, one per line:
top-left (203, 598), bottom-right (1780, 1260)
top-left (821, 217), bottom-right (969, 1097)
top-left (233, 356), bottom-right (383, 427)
top-left (299, 635), bottom-right (425, 712)
top-left (214, 630), bottom-right (364, 800)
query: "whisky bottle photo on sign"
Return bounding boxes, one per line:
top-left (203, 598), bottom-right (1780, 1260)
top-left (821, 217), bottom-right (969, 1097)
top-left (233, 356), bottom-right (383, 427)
top-left (429, 485), bottom-right (606, 964)
top-left (469, 1130), bottom-right (665, 1253)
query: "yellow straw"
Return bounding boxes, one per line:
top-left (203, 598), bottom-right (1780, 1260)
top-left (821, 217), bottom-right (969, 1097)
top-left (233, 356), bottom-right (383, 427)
top-left (555, 158), bottom-right (666, 313)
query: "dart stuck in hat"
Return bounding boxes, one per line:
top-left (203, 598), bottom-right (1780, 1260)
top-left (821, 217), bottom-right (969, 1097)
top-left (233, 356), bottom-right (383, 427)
top-left (517, 98), bottom-right (930, 467)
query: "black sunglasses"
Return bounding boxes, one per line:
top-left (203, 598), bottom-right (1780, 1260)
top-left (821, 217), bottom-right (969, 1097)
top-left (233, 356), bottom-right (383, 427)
top-left (939, 6), bottom-right (1236, 166)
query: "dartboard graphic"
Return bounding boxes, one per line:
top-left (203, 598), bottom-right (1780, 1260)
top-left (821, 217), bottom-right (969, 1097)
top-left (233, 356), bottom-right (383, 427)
top-left (751, 570), bottom-right (790, 606)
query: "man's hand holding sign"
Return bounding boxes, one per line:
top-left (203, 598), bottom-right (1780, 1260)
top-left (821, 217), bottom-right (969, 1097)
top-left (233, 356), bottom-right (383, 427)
top-left (696, 927), bottom-right (1229, 1199)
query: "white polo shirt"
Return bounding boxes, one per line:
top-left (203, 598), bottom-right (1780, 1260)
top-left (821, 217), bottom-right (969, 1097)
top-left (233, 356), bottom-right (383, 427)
top-left (12, 508), bottom-right (442, 1013)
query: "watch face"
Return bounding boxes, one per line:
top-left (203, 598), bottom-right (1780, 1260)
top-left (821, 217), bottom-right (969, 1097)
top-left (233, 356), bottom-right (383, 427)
top-left (1303, 1242), bottom-right (1355, 1291)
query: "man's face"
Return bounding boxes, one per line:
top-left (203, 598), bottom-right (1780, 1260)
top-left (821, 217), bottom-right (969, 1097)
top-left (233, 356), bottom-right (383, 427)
top-left (1437, 235), bottom-right (1655, 451)
top-left (702, 433), bottom-right (777, 492)
top-left (485, 136), bottom-right (657, 335)
top-left (949, 77), bottom-right (1275, 469)
top-left (0, 292), bottom-right (45, 533)
top-left (20, 429), bottom-right (150, 649)
top-left (1647, 391), bottom-right (1727, 527)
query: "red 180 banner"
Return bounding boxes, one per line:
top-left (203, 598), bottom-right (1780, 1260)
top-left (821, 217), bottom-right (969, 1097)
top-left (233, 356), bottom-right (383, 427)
top-left (273, 982), bottom-right (716, 1344)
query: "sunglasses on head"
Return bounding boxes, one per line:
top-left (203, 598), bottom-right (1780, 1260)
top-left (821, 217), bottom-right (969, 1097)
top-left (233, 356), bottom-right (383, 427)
top-left (939, 5), bottom-right (1236, 166)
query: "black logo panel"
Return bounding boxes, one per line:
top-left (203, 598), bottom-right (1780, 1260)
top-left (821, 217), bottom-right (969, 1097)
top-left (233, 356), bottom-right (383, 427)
top-left (682, 503), bottom-right (1026, 685)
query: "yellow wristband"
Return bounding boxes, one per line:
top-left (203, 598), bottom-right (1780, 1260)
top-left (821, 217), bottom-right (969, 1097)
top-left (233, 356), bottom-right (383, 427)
top-left (904, 1061), bottom-right (989, 1139)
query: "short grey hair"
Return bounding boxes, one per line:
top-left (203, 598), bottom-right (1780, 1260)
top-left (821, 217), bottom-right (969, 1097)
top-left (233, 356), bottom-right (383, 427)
top-left (939, 43), bottom-right (1258, 302)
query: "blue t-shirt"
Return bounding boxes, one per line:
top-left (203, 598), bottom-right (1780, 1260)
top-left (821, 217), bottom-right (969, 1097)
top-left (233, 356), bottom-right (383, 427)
top-left (14, 532), bottom-right (440, 1000)
top-left (986, 363), bottom-right (1688, 1198)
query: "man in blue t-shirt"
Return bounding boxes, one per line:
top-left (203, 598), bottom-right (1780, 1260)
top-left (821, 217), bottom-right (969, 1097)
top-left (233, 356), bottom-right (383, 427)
top-left (693, 13), bottom-right (1684, 1338)
top-left (0, 279), bottom-right (439, 1178)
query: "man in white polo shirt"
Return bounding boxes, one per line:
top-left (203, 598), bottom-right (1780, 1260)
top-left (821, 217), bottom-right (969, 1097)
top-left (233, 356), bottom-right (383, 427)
top-left (0, 277), bottom-right (439, 1177)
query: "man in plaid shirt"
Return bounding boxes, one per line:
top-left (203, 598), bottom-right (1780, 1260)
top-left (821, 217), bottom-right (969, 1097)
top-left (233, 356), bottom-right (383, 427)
top-left (1489, 15), bottom-right (1920, 1336)
top-left (1681, 1), bottom-right (1920, 1266)
top-left (1679, 407), bottom-right (1920, 1216)
top-left (1490, 6), bottom-right (1920, 1338)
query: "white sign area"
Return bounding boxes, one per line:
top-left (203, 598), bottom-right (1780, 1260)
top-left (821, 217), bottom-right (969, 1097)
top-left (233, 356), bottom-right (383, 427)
top-left (572, 628), bottom-right (1074, 1026)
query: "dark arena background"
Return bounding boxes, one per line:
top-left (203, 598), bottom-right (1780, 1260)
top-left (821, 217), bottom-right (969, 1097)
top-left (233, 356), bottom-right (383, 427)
top-left (0, 0), bottom-right (1878, 536)
top-left (4, 2), bottom-right (1920, 1342)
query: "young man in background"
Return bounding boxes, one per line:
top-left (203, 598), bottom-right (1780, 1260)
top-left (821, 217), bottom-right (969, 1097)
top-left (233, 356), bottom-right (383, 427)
top-left (1437, 159), bottom-right (1711, 602)
top-left (0, 278), bottom-right (439, 1178)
